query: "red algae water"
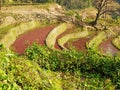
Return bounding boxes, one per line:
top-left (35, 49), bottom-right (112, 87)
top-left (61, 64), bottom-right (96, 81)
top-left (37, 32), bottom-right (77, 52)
top-left (11, 26), bottom-right (55, 54)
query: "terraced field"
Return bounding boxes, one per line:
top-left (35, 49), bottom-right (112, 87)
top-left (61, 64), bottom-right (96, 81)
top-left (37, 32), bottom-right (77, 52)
top-left (0, 12), bottom-right (119, 56)
top-left (0, 22), bottom-right (117, 56)
top-left (12, 25), bottom-right (55, 54)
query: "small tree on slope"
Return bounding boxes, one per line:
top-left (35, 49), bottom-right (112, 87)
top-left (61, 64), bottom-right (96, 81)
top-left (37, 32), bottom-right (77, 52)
top-left (92, 0), bottom-right (117, 26)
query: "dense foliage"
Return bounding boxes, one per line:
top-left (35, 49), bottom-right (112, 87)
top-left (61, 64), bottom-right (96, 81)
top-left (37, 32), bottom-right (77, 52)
top-left (25, 43), bottom-right (120, 89)
top-left (0, 43), bottom-right (119, 89)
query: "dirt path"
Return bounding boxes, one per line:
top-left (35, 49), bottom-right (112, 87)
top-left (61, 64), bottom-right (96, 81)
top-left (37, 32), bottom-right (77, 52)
top-left (11, 25), bottom-right (55, 54)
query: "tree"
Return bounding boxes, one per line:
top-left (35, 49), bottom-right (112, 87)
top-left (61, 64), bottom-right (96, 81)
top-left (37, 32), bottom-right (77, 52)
top-left (92, 0), bottom-right (116, 26)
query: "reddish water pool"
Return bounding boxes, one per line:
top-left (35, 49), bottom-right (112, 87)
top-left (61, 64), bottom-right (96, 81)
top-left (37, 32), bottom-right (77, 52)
top-left (11, 26), bottom-right (55, 54)
top-left (55, 27), bottom-right (77, 50)
top-left (65, 36), bottom-right (119, 55)
top-left (99, 38), bottom-right (119, 56)
top-left (11, 25), bottom-right (119, 56)
top-left (64, 36), bottom-right (92, 52)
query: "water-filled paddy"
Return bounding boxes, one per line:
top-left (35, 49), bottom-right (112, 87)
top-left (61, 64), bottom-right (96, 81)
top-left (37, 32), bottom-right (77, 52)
top-left (11, 26), bottom-right (55, 54)
top-left (11, 25), bottom-right (119, 56)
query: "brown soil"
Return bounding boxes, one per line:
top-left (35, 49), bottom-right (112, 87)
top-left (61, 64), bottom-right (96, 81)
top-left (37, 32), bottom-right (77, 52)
top-left (64, 37), bottom-right (91, 52)
top-left (11, 25), bottom-right (55, 54)
top-left (99, 37), bottom-right (119, 56)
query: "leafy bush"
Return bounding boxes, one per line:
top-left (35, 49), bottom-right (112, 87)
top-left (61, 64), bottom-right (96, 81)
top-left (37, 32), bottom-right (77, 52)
top-left (25, 43), bottom-right (84, 72)
top-left (0, 44), bottom-right (118, 89)
top-left (0, 49), bottom-right (61, 90)
top-left (25, 43), bottom-right (120, 89)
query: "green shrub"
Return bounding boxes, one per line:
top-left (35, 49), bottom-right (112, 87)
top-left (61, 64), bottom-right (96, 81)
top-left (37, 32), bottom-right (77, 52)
top-left (0, 49), bottom-right (62, 90)
top-left (0, 44), bottom-right (118, 89)
top-left (25, 43), bottom-right (120, 89)
top-left (25, 43), bottom-right (51, 69)
top-left (59, 50), bottom-right (84, 73)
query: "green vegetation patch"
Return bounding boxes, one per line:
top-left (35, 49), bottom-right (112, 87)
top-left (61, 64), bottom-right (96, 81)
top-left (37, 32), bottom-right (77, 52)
top-left (0, 46), bottom-right (116, 89)
top-left (0, 49), bottom-right (62, 90)
top-left (25, 43), bottom-right (120, 89)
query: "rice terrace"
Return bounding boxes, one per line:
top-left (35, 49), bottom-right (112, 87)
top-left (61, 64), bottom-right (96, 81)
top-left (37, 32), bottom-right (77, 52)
top-left (0, 0), bottom-right (120, 89)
